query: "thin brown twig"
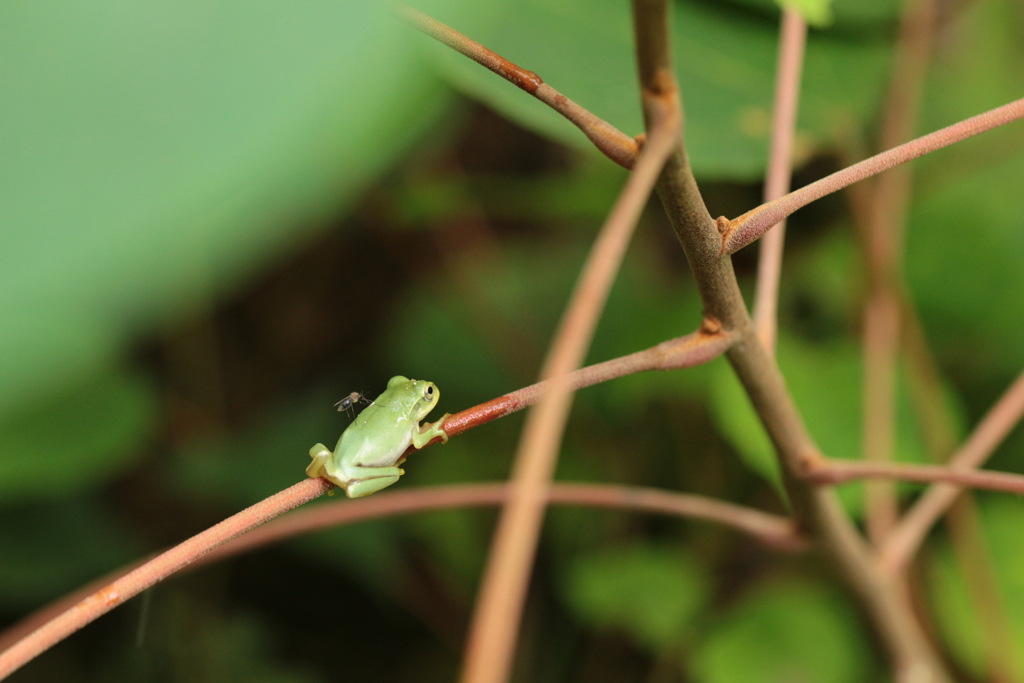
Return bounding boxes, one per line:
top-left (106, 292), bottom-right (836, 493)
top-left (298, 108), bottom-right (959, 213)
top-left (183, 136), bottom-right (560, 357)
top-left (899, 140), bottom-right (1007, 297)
top-left (805, 458), bottom-right (1024, 495)
top-left (752, 8), bottom-right (806, 355)
top-left (398, 6), bottom-right (639, 169)
top-left (458, 46), bottom-right (682, 683)
top-left (880, 368), bottom-right (1024, 573)
top-left (721, 96), bottom-right (1024, 254)
top-left (207, 483), bottom-right (808, 560)
top-left (434, 324), bottom-right (731, 445)
top-left (859, 0), bottom-right (936, 546)
top-left (0, 478), bottom-right (332, 680)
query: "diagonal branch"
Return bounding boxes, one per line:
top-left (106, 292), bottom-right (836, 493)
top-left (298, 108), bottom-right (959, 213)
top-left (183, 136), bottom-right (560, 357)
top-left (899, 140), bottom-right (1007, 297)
top-left (752, 8), bottom-right (806, 355)
top-left (0, 327), bottom-right (734, 681)
top-left (721, 96), bottom-right (1024, 254)
top-left (399, 6), bottom-right (639, 169)
top-left (436, 323), bottom-right (730, 442)
top-left (879, 368), bottom-right (1024, 573)
top-left (458, 47), bottom-right (681, 683)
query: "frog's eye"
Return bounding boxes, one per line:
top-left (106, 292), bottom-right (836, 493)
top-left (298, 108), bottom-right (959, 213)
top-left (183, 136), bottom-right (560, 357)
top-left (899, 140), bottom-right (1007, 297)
top-left (424, 386), bottom-right (434, 400)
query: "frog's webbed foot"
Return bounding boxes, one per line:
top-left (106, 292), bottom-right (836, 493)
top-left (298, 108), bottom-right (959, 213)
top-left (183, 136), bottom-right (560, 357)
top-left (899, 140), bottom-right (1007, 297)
top-left (412, 414), bottom-right (451, 449)
top-left (306, 443), bottom-right (332, 479)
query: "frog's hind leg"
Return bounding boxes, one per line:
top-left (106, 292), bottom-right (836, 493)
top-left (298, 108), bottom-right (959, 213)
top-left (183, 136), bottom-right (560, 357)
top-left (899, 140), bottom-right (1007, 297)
top-left (343, 465), bottom-right (404, 498)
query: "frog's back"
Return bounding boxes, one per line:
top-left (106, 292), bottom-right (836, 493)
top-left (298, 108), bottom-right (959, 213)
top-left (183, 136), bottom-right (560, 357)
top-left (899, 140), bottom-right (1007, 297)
top-left (338, 400), bottom-right (413, 467)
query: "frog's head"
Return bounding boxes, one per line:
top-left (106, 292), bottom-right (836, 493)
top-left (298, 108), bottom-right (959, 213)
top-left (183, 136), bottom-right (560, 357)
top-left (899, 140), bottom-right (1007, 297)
top-left (387, 375), bottom-right (441, 419)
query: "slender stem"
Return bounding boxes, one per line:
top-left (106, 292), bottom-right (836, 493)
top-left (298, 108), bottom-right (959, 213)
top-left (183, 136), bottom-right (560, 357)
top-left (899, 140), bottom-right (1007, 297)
top-left (752, 8), bottom-right (806, 355)
top-left (861, 292), bottom-right (901, 541)
top-left (206, 483), bottom-right (808, 561)
top-left (880, 368), bottom-right (1024, 573)
top-left (806, 458), bottom-right (1024, 494)
top-left (436, 324), bottom-right (731, 443)
top-left (859, 0), bottom-right (936, 546)
top-left (721, 96), bottom-right (1024, 254)
top-left (0, 478), bottom-right (331, 680)
top-left (398, 6), bottom-right (639, 169)
top-left (458, 60), bottom-right (680, 683)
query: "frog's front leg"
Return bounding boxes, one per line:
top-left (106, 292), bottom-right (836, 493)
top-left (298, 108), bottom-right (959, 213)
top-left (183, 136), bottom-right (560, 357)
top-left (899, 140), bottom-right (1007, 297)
top-left (410, 414), bottom-right (451, 449)
top-left (343, 465), bottom-right (405, 498)
top-left (306, 443), bottom-right (332, 479)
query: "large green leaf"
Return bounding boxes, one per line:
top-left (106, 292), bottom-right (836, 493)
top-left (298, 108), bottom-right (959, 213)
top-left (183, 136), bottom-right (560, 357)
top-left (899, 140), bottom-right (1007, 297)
top-left (0, 1), bottom-right (452, 419)
top-left (691, 578), bottom-right (872, 683)
top-left (906, 153), bottom-right (1024, 381)
top-left (415, 0), bottom-right (890, 178)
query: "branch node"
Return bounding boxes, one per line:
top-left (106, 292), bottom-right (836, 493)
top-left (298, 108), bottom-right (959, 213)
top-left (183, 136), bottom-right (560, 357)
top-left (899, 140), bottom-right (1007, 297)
top-left (700, 316), bottom-right (722, 336)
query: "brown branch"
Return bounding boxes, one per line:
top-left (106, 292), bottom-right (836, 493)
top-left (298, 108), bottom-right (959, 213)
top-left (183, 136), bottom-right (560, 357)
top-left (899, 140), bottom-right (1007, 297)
top-left (752, 8), bottom-right (806, 355)
top-left (646, 5), bottom-right (951, 680)
top-left (436, 323), bottom-right (730, 443)
top-left (206, 483), bottom-right (808, 561)
top-left (458, 45), bottom-right (681, 683)
top-left (721, 96), bottom-right (1024, 254)
top-left (805, 458), bottom-right (1024, 495)
top-left (398, 6), bottom-right (639, 169)
top-left (0, 478), bottom-right (332, 680)
top-left (879, 368), bottom-right (1024, 573)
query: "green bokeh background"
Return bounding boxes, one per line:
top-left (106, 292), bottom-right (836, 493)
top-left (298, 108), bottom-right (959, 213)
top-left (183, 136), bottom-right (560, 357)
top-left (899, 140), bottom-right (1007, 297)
top-left (2, 0), bottom-right (1023, 681)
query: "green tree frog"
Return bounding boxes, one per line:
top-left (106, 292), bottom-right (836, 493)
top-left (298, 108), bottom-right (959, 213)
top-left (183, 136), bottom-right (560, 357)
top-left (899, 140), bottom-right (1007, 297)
top-left (306, 376), bottom-right (449, 498)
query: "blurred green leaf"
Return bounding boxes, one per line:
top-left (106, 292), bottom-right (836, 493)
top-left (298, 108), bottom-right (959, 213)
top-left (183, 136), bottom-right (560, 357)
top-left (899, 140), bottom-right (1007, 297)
top-left (562, 544), bottom-right (708, 651)
top-left (691, 578), bottom-right (872, 683)
top-left (0, 1), bottom-right (450, 417)
top-left (906, 152), bottom-right (1024, 380)
top-left (0, 368), bottom-right (156, 501)
top-left (419, 0), bottom-right (890, 178)
top-left (101, 592), bottom-right (326, 683)
top-left (927, 497), bottom-right (1024, 680)
top-left (0, 496), bottom-right (144, 607)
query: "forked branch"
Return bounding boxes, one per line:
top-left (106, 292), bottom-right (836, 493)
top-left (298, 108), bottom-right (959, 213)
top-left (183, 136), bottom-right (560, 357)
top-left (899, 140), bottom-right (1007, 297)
top-left (880, 368), bottom-right (1024, 572)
